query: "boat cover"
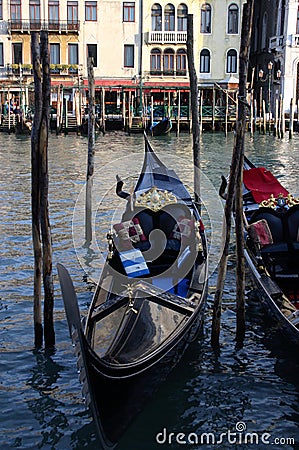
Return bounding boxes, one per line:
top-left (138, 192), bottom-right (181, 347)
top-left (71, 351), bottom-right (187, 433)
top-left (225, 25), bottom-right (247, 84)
top-left (243, 167), bottom-right (289, 204)
top-left (135, 134), bottom-right (192, 203)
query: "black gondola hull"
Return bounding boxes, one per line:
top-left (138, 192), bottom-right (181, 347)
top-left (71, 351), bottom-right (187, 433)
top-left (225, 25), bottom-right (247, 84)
top-left (245, 250), bottom-right (299, 346)
top-left (82, 292), bottom-right (206, 447)
top-left (59, 133), bottom-right (209, 448)
top-left (149, 118), bottom-right (172, 136)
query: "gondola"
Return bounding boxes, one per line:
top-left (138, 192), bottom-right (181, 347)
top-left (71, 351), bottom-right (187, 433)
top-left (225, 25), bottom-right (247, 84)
top-left (58, 132), bottom-right (208, 448)
top-left (220, 156), bottom-right (299, 346)
top-left (149, 117), bottom-right (172, 136)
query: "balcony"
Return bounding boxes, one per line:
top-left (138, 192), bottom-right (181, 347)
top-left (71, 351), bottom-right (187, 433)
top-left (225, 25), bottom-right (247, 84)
top-left (147, 31), bottom-right (187, 44)
top-left (0, 64), bottom-right (79, 79)
top-left (147, 69), bottom-right (187, 78)
top-left (8, 20), bottom-right (80, 34)
top-left (269, 35), bottom-right (284, 51)
top-left (290, 34), bottom-right (299, 47)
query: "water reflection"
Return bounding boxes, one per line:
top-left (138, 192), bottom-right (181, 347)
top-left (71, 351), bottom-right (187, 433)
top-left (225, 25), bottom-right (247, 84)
top-left (26, 350), bottom-right (66, 448)
top-left (0, 131), bottom-right (299, 449)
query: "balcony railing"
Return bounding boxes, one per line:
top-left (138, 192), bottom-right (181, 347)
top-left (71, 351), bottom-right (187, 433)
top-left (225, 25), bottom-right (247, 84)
top-left (148, 31), bottom-right (187, 44)
top-left (290, 34), bottom-right (299, 47)
top-left (148, 69), bottom-right (187, 77)
top-left (269, 35), bottom-right (284, 50)
top-left (0, 64), bottom-right (79, 78)
top-left (8, 20), bottom-right (80, 33)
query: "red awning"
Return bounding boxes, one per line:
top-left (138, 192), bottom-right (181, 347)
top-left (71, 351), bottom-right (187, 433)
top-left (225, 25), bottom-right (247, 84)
top-left (50, 79), bottom-right (190, 90)
top-left (243, 167), bottom-right (289, 204)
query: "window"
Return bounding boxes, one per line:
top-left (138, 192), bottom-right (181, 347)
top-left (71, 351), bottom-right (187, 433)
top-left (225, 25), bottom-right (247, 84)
top-left (124, 44), bottom-right (134, 67)
top-left (67, 1), bottom-right (78, 24)
top-left (29, 0), bottom-right (40, 28)
top-left (200, 49), bottom-right (210, 73)
top-left (227, 4), bottom-right (239, 34)
top-left (226, 49), bottom-right (237, 73)
top-left (261, 12), bottom-right (267, 49)
top-left (176, 48), bottom-right (187, 75)
top-left (201, 4), bottom-right (211, 33)
top-left (85, 1), bottom-right (97, 21)
top-left (177, 4), bottom-right (187, 32)
top-left (150, 48), bottom-right (162, 75)
top-left (163, 48), bottom-right (174, 75)
top-left (0, 43), bottom-right (3, 67)
top-left (164, 4), bottom-right (175, 32)
top-left (12, 43), bottom-right (22, 64)
top-left (151, 4), bottom-right (162, 31)
top-left (123, 2), bottom-right (135, 22)
top-left (49, 0), bottom-right (59, 29)
top-left (87, 44), bottom-right (97, 67)
top-left (11, 0), bottom-right (21, 22)
top-left (69, 43), bottom-right (78, 65)
top-left (50, 43), bottom-right (60, 64)
top-left (278, 0), bottom-right (285, 36)
top-left (0, 0), bottom-right (3, 20)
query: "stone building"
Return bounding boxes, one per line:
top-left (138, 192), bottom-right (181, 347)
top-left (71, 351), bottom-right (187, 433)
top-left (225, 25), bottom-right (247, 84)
top-left (250, 0), bottom-right (299, 114)
top-left (0, 0), bottom-right (246, 124)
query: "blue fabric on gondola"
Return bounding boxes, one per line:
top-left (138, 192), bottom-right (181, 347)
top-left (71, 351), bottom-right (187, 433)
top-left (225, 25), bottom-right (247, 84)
top-left (134, 137), bottom-right (192, 203)
top-left (119, 249), bottom-right (150, 278)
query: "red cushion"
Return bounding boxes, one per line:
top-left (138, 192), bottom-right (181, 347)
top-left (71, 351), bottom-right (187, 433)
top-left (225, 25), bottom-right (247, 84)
top-left (113, 218), bottom-right (147, 248)
top-left (248, 219), bottom-right (273, 247)
top-left (170, 216), bottom-right (195, 241)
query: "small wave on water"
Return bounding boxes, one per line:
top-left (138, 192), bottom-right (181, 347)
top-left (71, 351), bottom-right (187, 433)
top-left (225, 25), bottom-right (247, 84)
top-left (0, 132), bottom-right (298, 449)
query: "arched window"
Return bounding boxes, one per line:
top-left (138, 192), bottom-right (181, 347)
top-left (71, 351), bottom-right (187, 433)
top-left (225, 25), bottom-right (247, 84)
top-left (163, 48), bottom-right (175, 75)
top-left (226, 49), bottom-right (237, 73)
top-left (150, 48), bottom-right (162, 75)
top-left (151, 4), bottom-right (162, 31)
top-left (177, 4), bottom-right (187, 32)
top-left (227, 4), bottom-right (239, 34)
top-left (176, 48), bottom-right (187, 75)
top-left (278, 0), bottom-right (285, 35)
top-left (201, 4), bottom-right (211, 33)
top-left (164, 4), bottom-right (175, 31)
top-left (200, 49), bottom-right (210, 73)
top-left (261, 12), bottom-right (267, 49)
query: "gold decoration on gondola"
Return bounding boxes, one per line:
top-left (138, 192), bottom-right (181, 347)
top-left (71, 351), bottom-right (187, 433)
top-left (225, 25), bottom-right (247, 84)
top-left (135, 186), bottom-right (177, 212)
top-left (259, 193), bottom-right (299, 209)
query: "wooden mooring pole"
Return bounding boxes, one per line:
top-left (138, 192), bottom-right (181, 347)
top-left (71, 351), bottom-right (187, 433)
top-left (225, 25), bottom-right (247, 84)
top-left (211, 0), bottom-right (254, 349)
top-left (40, 31), bottom-right (55, 347)
top-left (31, 31), bottom-right (55, 348)
top-left (31, 32), bottom-right (43, 348)
top-left (85, 56), bottom-right (95, 244)
top-left (187, 14), bottom-right (201, 207)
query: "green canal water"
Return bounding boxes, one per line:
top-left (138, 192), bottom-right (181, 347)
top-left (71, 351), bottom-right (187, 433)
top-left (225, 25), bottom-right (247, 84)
top-left (0, 130), bottom-right (298, 449)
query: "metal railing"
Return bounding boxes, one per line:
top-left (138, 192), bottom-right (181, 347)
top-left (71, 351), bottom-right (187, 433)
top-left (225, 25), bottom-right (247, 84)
top-left (269, 35), bottom-right (284, 50)
top-left (8, 20), bottom-right (80, 33)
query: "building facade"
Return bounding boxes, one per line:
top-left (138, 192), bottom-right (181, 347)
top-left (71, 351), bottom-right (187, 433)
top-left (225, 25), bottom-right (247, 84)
top-left (250, 0), bottom-right (299, 114)
top-left (0, 0), bottom-right (246, 118)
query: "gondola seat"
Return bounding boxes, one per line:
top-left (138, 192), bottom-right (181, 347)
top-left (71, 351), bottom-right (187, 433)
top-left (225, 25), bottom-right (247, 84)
top-left (248, 206), bottom-right (299, 278)
top-left (249, 208), bottom-right (284, 243)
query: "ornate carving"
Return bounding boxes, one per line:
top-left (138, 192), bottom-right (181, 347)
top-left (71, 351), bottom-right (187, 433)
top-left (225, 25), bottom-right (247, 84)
top-left (135, 186), bottom-right (177, 211)
top-left (259, 193), bottom-right (299, 209)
